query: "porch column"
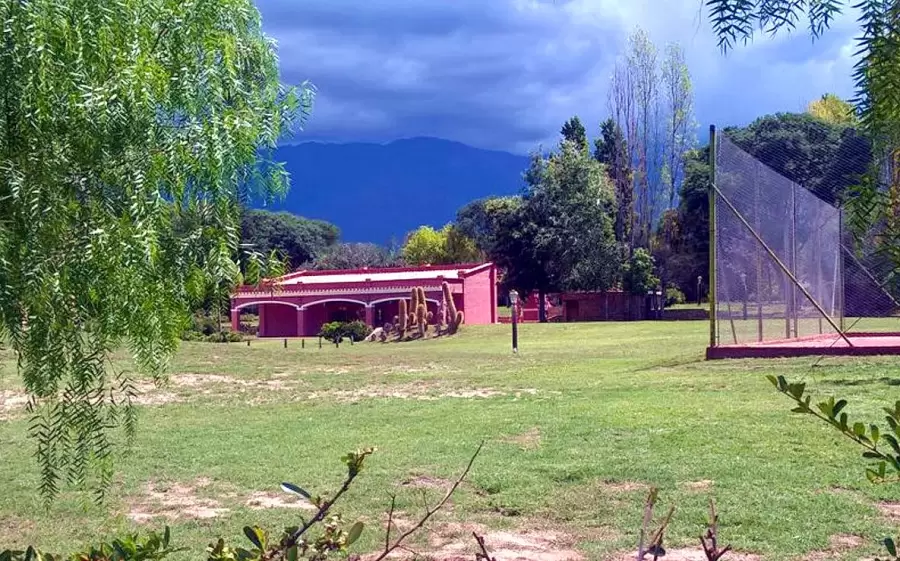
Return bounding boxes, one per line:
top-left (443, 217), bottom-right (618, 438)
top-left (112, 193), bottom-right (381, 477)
top-left (258, 305), bottom-right (266, 338)
top-left (296, 308), bottom-right (305, 337)
top-left (365, 305), bottom-right (374, 328)
top-left (230, 308), bottom-right (239, 332)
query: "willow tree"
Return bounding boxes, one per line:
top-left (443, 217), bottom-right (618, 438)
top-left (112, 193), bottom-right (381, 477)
top-left (705, 0), bottom-right (900, 254)
top-left (0, 0), bottom-right (312, 503)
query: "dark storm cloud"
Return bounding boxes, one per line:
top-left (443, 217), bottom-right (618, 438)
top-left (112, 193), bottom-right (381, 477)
top-left (257, 0), bottom-right (624, 151)
top-left (257, 0), bottom-right (860, 153)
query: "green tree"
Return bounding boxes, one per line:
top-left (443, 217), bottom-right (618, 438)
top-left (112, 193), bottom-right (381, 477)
top-left (312, 243), bottom-right (400, 270)
top-left (595, 118), bottom-right (634, 245)
top-left (240, 210), bottom-right (339, 269)
top-left (661, 42), bottom-right (696, 209)
top-left (704, 0), bottom-right (900, 274)
top-left (659, 112), bottom-right (871, 301)
top-left (808, 93), bottom-right (858, 127)
top-left (0, 0), bottom-right (311, 502)
top-left (401, 224), bottom-right (481, 265)
top-left (493, 142), bottom-right (619, 320)
top-left (560, 116), bottom-right (588, 153)
top-left (401, 226), bottom-right (449, 265)
top-left (623, 248), bottom-right (660, 294)
top-left (726, 112), bottom-right (866, 205)
top-left (455, 197), bottom-right (520, 254)
top-left (443, 224), bottom-right (483, 263)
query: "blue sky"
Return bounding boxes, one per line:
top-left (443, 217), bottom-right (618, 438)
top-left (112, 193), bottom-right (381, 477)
top-left (256, 0), bottom-right (859, 155)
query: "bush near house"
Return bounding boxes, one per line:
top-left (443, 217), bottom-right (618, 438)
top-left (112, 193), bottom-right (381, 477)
top-left (318, 320), bottom-right (372, 343)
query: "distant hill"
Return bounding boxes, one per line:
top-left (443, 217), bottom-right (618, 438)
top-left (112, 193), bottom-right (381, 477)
top-left (256, 137), bottom-right (530, 243)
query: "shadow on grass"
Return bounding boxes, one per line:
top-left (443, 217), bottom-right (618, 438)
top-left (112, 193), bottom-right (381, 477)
top-left (826, 377), bottom-right (900, 387)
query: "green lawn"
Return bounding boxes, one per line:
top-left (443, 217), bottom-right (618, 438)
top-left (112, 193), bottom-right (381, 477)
top-left (1, 321), bottom-right (899, 560)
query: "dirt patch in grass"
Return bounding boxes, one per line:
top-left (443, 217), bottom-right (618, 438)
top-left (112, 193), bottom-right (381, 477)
top-left (303, 385), bottom-right (541, 403)
top-left (0, 389), bottom-right (28, 415)
top-left (878, 501), bottom-right (900, 521)
top-left (400, 475), bottom-right (454, 490)
top-left (131, 381), bottom-right (182, 406)
top-left (598, 480), bottom-right (649, 493)
top-left (0, 514), bottom-right (36, 536)
top-left (172, 374), bottom-right (293, 390)
top-left (246, 491), bottom-right (317, 511)
top-left (681, 480), bottom-right (714, 492)
top-left (130, 373), bottom-right (297, 406)
top-left (611, 548), bottom-right (760, 561)
top-left (796, 534), bottom-right (866, 561)
top-left (501, 427), bottom-right (542, 450)
top-left (127, 478), bottom-right (229, 523)
top-left (371, 518), bottom-right (585, 561)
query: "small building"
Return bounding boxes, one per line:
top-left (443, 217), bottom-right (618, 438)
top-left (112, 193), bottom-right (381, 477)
top-left (230, 263), bottom-right (498, 338)
top-left (559, 290), bottom-right (662, 322)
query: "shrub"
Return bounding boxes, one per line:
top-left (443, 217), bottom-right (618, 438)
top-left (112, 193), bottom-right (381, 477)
top-left (665, 286), bottom-right (686, 307)
top-left (623, 248), bottom-right (660, 295)
top-left (191, 313), bottom-right (220, 336)
top-left (204, 330), bottom-right (243, 343)
top-left (318, 321), bottom-right (371, 343)
top-left (342, 320), bottom-right (371, 342)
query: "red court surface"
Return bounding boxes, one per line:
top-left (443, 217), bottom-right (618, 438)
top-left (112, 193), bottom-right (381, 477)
top-left (707, 332), bottom-right (900, 359)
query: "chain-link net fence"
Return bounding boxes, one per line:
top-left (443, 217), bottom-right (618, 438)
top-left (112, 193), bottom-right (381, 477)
top-left (712, 131), bottom-right (900, 348)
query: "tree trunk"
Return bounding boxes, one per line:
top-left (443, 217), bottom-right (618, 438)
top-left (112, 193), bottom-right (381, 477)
top-left (538, 288), bottom-right (547, 323)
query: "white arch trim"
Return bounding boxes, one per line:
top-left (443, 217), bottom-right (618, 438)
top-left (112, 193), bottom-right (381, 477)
top-left (369, 297), bottom-right (440, 306)
top-left (232, 301), bottom-right (300, 312)
top-left (300, 298), bottom-right (368, 311)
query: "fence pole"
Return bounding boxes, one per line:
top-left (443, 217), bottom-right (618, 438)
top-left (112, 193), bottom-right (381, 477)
top-left (791, 183), bottom-right (799, 338)
top-left (708, 125), bottom-right (718, 348)
top-left (755, 161), bottom-right (763, 342)
top-left (839, 208), bottom-right (846, 332)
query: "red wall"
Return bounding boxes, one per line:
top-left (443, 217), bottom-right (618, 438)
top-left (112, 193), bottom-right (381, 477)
top-left (461, 266), bottom-right (496, 324)
top-left (260, 304), bottom-right (298, 337)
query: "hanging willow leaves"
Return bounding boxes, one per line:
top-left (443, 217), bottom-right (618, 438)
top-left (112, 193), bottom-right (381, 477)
top-left (704, 0), bottom-right (900, 278)
top-left (0, 0), bottom-right (313, 504)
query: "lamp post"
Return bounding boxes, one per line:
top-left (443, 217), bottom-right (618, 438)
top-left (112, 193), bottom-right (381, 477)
top-left (509, 289), bottom-right (519, 354)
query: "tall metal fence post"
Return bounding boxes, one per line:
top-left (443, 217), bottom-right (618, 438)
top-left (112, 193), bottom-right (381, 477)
top-left (708, 124), bottom-right (718, 348)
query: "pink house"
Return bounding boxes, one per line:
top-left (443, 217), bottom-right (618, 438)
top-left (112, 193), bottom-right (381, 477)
top-left (230, 263), bottom-right (498, 338)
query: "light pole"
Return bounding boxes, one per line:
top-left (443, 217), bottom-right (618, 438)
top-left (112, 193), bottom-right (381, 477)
top-left (509, 289), bottom-right (519, 354)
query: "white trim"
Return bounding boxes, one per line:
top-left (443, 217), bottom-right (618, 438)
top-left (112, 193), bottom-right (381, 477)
top-left (232, 301), bottom-right (300, 312)
top-left (369, 297), bottom-right (440, 306)
top-left (234, 286), bottom-right (453, 299)
top-left (300, 298), bottom-right (368, 311)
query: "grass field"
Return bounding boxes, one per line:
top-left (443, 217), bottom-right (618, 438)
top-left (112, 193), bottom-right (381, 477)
top-left (2, 321), bottom-right (900, 560)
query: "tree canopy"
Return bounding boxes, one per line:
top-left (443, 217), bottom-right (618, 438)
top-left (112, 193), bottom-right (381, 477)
top-left (0, 0), bottom-right (310, 502)
top-left (401, 224), bottom-right (482, 265)
top-left (490, 141), bottom-right (619, 302)
top-left (311, 243), bottom-right (400, 270)
top-left (241, 210), bottom-right (339, 269)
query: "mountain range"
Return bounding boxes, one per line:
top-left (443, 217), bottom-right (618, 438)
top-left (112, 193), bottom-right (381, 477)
top-left (257, 137), bottom-right (530, 243)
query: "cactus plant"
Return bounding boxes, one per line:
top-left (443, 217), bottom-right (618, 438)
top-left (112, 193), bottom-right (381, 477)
top-left (451, 310), bottom-right (464, 334)
top-left (442, 281), bottom-right (464, 334)
top-left (398, 300), bottom-right (408, 334)
top-left (416, 303), bottom-right (427, 338)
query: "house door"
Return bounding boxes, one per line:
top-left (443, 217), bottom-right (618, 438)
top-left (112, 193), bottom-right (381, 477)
top-left (565, 300), bottom-right (579, 322)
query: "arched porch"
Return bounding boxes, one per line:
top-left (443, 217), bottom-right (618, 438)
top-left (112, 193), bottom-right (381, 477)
top-left (232, 301), bottom-right (302, 338)
top-left (300, 299), bottom-right (367, 337)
